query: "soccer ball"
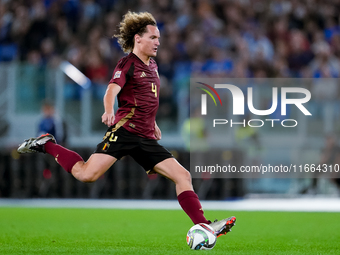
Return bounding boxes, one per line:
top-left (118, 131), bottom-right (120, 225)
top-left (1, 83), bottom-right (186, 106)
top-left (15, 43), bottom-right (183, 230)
top-left (186, 223), bottom-right (217, 250)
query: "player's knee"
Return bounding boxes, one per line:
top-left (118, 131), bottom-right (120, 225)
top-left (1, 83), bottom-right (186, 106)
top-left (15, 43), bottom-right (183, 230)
top-left (171, 168), bottom-right (191, 185)
top-left (181, 169), bottom-right (192, 184)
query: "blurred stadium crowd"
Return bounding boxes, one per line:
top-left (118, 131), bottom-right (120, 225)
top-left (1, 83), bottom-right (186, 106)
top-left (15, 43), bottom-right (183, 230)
top-left (1, 0), bottom-right (340, 102)
top-left (1, 0), bottom-right (340, 198)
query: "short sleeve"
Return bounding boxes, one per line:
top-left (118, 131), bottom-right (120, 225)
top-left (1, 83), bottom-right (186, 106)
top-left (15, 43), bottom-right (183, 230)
top-left (109, 64), bottom-right (126, 88)
top-left (109, 56), bottom-right (135, 88)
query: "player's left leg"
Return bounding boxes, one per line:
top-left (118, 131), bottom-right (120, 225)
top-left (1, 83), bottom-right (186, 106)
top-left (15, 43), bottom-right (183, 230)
top-left (153, 158), bottom-right (211, 225)
top-left (17, 133), bottom-right (117, 182)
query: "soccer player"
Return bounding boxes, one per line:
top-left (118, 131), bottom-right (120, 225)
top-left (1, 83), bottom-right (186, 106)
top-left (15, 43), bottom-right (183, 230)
top-left (18, 11), bottom-right (235, 237)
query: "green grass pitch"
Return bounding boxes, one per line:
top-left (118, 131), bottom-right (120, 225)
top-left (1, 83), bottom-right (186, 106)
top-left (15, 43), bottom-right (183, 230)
top-left (0, 207), bottom-right (339, 254)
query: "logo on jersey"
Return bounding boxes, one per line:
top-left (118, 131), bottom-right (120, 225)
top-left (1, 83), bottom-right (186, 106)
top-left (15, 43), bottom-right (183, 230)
top-left (102, 142), bottom-right (110, 151)
top-left (114, 71), bottom-right (122, 79)
top-left (140, 72), bottom-right (147, 77)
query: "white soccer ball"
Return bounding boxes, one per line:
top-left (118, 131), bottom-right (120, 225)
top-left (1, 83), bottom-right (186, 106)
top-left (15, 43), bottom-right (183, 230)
top-left (186, 223), bottom-right (217, 250)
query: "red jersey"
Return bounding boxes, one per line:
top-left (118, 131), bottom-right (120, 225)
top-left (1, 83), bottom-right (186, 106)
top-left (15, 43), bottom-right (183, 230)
top-left (109, 53), bottom-right (160, 139)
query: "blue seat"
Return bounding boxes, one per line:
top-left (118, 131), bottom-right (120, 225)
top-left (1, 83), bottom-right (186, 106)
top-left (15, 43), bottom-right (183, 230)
top-left (0, 44), bottom-right (18, 62)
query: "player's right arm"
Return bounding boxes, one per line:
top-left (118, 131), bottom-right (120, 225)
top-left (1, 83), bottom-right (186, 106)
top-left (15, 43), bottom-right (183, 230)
top-left (101, 83), bottom-right (121, 127)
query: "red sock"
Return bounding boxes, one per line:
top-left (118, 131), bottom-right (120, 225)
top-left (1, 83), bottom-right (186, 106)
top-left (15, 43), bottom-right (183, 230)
top-left (177, 190), bottom-right (210, 224)
top-left (45, 141), bottom-right (83, 173)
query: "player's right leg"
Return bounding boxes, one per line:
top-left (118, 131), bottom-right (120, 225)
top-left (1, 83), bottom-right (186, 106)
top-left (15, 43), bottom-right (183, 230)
top-left (209, 216), bottom-right (236, 237)
top-left (153, 158), bottom-right (236, 235)
top-left (17, 134), bottom-right (117, 182)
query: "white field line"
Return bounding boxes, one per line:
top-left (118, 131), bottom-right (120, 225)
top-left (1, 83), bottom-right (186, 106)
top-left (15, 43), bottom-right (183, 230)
top-left (0, 198), bottom-right (340, 212)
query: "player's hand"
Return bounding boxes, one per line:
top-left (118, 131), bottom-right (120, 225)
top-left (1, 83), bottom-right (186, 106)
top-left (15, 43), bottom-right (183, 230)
top-left (154, 122), bottom-right (162, 140)
top-left (102, 112), bottom-right (115, 127)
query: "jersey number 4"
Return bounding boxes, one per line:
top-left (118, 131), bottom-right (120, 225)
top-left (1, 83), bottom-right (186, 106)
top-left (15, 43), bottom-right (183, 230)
top-left (151, 83), bottom-right (157, 97)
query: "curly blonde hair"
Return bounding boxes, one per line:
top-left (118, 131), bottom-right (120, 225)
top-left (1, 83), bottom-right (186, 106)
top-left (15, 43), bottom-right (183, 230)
top-left (114, 11), bottom-right (157, 53)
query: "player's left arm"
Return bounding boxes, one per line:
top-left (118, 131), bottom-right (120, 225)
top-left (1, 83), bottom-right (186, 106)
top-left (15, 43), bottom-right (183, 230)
top-left (154, 121), bottom-right (161, 140)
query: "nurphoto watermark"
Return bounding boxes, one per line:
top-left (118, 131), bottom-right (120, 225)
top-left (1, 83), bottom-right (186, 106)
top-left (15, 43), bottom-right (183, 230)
top-left (189, 78), bottom-right (340, 179)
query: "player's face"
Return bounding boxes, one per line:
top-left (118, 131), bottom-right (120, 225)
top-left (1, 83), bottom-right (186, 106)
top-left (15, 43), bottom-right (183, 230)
top-left (139, 25), bottom-right (160, 58)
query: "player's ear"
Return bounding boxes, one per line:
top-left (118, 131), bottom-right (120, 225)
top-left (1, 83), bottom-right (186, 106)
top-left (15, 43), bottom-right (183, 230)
top-left (135, 34), bottom-right (141, 44)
